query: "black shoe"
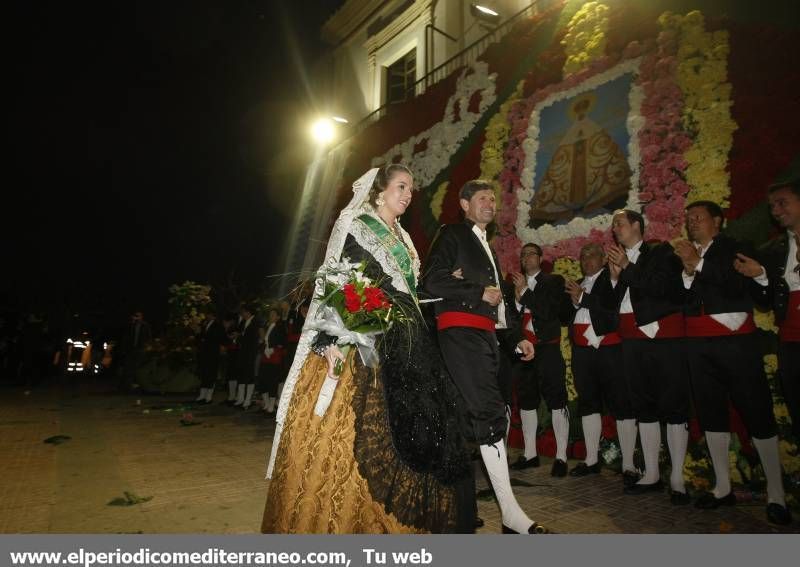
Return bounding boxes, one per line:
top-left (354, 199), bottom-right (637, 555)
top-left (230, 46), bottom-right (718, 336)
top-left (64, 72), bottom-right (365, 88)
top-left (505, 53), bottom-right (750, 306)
top-left (624, 479), bottom-right (664, 495)
top-left (569, 462), bottom-right (601, 477)
top-left (622, 470), bottom-right (640, 488)
top-left (766, 503), bottom-right (792, 525)
top-left (694, 491), bottom-right (736, 509)
top-left (502, 522), bottom-right (551, 534)
top-left (550, 458), bottom-right (568, 477)
top-left (670, 490), bottom-right (691, 506)
top-left (510, 456), bottom-right (540, 470)
top-left (474, 517), bottom-right (484, 529)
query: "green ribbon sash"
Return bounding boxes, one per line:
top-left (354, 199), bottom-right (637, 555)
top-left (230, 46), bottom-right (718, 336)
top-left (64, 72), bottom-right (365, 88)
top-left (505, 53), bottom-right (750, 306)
top-left (357, 214), bottom-right (418, 304)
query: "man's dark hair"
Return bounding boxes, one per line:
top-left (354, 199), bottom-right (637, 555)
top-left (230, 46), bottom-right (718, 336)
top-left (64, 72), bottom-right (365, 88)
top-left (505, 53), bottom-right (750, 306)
top-left (686, 200), bottom-right (725, 228)
top-left (459, 179), bottom-right (494, 202)
top-left (768, 178), bottom-right (800, 198)
top-left (521, 242), bottom-right (543, 257)
top-left (614, 209), bottom-right (645, 236)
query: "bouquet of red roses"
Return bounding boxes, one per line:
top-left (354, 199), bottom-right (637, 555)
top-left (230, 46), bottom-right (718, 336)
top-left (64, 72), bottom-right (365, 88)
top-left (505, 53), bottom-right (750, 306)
top-left (309, 259), bottom-right (395, 376)
top-left (307, 259), bottom-right (398, 418)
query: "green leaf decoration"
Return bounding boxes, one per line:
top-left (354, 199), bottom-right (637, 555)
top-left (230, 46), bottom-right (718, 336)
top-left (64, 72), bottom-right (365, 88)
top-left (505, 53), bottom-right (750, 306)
top-left (43, 435), bottom-right (71, 445)
top-left (107, 491), bottom-right (153, 506)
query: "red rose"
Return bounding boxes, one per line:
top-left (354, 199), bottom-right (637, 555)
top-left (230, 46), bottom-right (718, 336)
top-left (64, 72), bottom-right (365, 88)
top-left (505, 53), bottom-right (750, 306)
top-left (343, 283), bottom-right (362, 313)
top-left (363, 287), bottom-right (389, 312)
top-left (601, 415), bottom-right (617, 440)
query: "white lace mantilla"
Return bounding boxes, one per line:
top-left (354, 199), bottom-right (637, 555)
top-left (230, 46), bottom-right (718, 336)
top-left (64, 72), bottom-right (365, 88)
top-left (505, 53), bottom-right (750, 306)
top-left (266, 208), bottom-right (420, 478)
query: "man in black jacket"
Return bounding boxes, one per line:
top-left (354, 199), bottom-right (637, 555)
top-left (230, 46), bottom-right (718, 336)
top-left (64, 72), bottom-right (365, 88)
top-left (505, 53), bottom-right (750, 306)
top-left (195, 312), bottom-right (227, 404)
top-left (565, 243), bottom-right (636, 479)
top-left (423, 179), bottom-right (545, 535)
top-left (235, 304), bottom-right (260, 410)
top-left (675, 201), bottom-right (790, 525)
top-left (734, 179), bottom-right (800, 438)
top-left (608, 209), bottom-right (689, 503)
top-left (508, 242), bottom-right (570, 476)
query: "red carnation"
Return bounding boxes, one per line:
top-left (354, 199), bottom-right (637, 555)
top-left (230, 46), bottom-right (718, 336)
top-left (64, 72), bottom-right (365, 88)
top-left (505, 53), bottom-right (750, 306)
top-left (343, 283), bottom-right (362, 313)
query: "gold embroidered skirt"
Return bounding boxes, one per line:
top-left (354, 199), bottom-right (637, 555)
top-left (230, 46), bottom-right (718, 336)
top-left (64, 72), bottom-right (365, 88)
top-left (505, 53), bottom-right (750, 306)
top-left (261, 352), bottom-right (464, 533)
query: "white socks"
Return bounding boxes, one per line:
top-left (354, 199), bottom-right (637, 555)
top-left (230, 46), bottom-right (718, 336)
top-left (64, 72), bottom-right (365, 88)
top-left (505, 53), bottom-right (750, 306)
top-left (638, 421), bottom-right (661, 485)
top-left (752, 435), bottom-right (786, 506)
top-left (505, 406), bottom-right (511, 443)
top-left (234, 384), bottom-right (246, 406)
top-left (666, 423), bottom-right (688, 493)
top-left (617, 419), bottom-right (637, 473)
top-left (552, 408), bottom-right (569, 462)
top-left (520, 409), bottom-right (539, 460)
top-left (195, 388), bottom-right (207, 402)
top-left (243, 384), bottom-right (255, 408)
top-left (227, 381), bottom-right (238, 401)
top-left (705, 431), bottom-right (731, 498)
top-left (204, 387), bottom-right (214, 402)
top-left (261, 393), bottom-right (269, 411)
top-left (582, 413), bottom-right (602, 466)
top-left (480, 442), bottom-right (533, 533)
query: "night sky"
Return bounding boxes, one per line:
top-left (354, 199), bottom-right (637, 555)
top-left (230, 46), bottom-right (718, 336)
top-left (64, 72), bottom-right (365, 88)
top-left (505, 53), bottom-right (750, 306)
top-left (7, 0), bottom-right (344, 327)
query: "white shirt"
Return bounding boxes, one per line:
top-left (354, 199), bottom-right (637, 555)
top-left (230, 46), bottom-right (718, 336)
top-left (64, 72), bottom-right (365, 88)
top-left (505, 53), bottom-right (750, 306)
top-left (615, 240), bottom-right (659, 338)
top-left (515, 270), bottom-right (540, 312)
top-left (574, 269), bottom-right (604, 349)
top-left (682, 239), bottom-right (747, 331)
top-left (472, 224), bottom-right (507, 329)
top-left (785, 231), bottom-right (800, 290)
top-left (264, 322), bottom-right (276, 356)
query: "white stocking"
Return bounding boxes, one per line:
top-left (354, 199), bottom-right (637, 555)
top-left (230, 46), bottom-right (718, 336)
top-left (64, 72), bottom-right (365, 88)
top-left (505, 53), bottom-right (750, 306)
top-left (480, 442), bottom-right (533, 533)
top-left (637, 421), bottom-right (661, 485)
top-left (752, 436), bottom-right (786, 506)
top-left (552, 408), bottom-right (569, 462)
top-left (705, 431), bottom-right (731, 498)
top-left (666, 423), bottom-right (688, 493)
top-left (582, 413), bottom-right (602, 466)
top-left (520, 409), bottom-right (538, 460)
top-left (617, 419), bottom-right (637, 473)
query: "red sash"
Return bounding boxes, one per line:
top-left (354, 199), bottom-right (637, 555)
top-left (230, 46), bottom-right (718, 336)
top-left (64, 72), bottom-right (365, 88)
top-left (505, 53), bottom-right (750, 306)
top-left (685, 313), bottom-right (756, 337)
top-left (262, 346), bottom-right (286, 365)
top-left (571, 323), bottom-right (622, 347)
top-left (780, 291), bottom-right (800, 342)
top-left (521, 312), bottom-right (559, 345)
top-left (619, 312), bottom-right (684, 339)
top-left (437, 311), bottom-right (495, 332)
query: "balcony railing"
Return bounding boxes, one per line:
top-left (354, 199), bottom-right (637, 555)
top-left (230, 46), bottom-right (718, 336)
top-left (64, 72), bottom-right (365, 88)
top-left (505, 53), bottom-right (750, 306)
top-left (352, 1), bottom-right (543, 136)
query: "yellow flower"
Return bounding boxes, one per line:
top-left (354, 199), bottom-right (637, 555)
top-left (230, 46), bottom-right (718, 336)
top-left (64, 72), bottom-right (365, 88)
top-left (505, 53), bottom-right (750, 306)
top-left (552, 257), bottom-right (582, 281)
top-left (562, 2), bottom-right (609, 75)
top-left (430, 181), bottom-right (449, 222)
top-left (667, 9), bottom-right (735, 209)
top-left (753, 310), bottom-right (778, 332)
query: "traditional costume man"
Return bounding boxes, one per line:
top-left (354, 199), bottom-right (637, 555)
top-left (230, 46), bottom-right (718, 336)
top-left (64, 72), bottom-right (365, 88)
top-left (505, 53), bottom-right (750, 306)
top-left (423, 179), bottom-right (548, 534)
top-left (608, 209), bottom-right (690, 504)
top-left (509, 243), bottom-right (571, 476)
top-left (566, 243), bottom-right (635, 478)
top-left (677, 201), bottom-right (791, 525)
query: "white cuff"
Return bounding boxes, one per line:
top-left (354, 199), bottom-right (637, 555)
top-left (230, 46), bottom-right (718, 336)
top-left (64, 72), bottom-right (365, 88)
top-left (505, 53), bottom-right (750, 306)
top-left (313, 376), bottom-right (339, 417)
top-left (753, 267), bottom-right (768, 286)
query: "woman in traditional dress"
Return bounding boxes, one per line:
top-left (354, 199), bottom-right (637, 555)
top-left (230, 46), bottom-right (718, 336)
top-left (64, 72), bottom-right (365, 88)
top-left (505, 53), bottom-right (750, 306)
top-left (261, 165), bottom-right (474, 533)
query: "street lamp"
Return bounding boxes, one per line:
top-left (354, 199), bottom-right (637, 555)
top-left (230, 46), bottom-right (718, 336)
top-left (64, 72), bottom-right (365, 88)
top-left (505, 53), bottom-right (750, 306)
top-left (310, 118), bottom-right (335, 145)
top-left (470, 3), bottom-right (501, 24)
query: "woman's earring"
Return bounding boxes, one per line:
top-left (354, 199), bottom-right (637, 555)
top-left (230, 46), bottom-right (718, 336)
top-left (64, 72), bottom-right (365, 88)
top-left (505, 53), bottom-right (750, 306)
top-left (376, 196), bottom-right (385, 207)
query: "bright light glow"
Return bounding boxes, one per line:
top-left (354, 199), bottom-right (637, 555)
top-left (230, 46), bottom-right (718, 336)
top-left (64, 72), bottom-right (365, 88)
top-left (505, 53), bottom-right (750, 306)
top-left (475, 4), bottom-right (499, 16)
top-left (311, 118), bottom-right (335, 144)
top-left (331, 116), bottom-right (349, 124)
